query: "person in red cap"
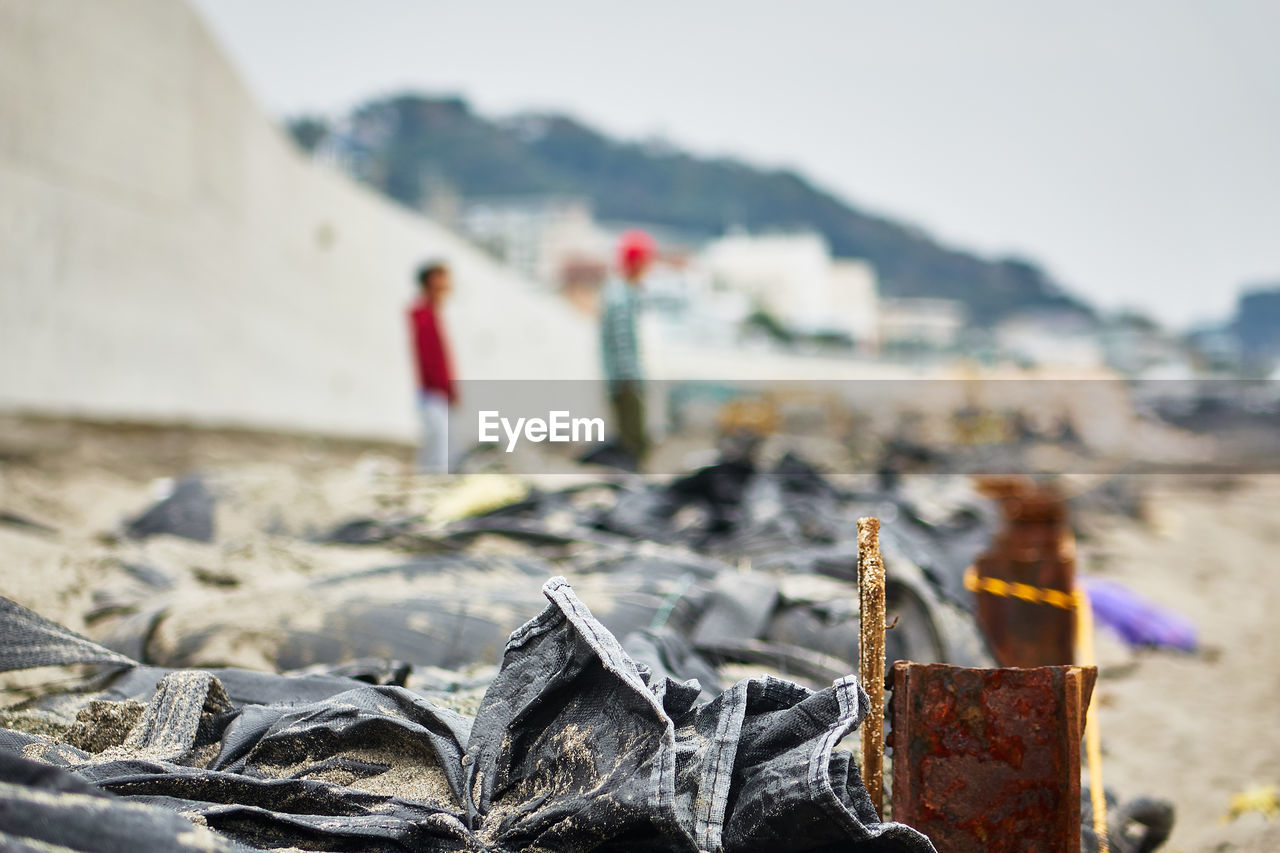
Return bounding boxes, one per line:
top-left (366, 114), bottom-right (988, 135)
top-left (600, 230), bottom-right (655, 468)
top-left (408, 261), bottom-right (456, 473)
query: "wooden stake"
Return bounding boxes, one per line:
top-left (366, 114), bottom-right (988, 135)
top-left (858, 516), bottom-right (886, 815)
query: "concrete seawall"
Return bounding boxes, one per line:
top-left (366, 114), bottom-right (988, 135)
top-left (0, 0), bottom-right (597, 441)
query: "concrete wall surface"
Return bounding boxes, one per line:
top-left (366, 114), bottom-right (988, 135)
top-left (0, 0), bottom-right (598, 441)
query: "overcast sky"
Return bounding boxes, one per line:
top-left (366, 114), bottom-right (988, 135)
top-left (190, 0), bottom-right (1279, 328)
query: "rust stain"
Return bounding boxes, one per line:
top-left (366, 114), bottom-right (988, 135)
top-left (890, 662), bottom-right (1096, 853)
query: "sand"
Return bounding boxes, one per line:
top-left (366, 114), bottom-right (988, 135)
top-left (1077, 474), bottom-right (1280, 851)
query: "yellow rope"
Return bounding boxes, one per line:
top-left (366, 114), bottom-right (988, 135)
top-left (1075, 585), bottom-right (1110, 853)
top-left (963, 565), bottom-right (1076, 610)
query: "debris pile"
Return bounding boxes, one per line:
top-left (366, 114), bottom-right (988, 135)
top-left (0, 447), bottom-right (1190, 851)
top-left (78, 453), bottom-right (1001, 690)
top-left (0, 580), bottom-right (934, 852)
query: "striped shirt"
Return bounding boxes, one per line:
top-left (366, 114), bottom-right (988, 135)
top-left (600, 276), bottom-right (643, 387)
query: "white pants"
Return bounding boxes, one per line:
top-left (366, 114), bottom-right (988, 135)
top-left (416, 390), bottom-right (451, 473)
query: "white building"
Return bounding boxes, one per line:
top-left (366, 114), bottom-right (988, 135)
top-left (646, 266), bottom-right (753, 351)
top-left (699, 232), bottom-right (836, 332)
top-left (829, 259), bottom-right (880, 349)
top-left (995, 310), bottom-right (1103, 368)
top-left (697, 231), bottom-right (880, 342)
top-left (878, 299), bottom-right (966, 351)
top-left (459, 197), bottom-right (610, 288)
top-left (1100, 316), bottom-right (1186, 376)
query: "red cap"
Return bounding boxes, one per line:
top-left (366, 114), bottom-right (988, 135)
top-left (617, 229), bottom-right (656, 275)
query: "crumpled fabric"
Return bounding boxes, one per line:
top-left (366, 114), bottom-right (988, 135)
top-left (0, 750), bottom-right (253, 852)
top-left (1, 582), bottom-right (935, 852)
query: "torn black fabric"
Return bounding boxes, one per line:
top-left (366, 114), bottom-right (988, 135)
top-left (464, 577), bottom-right (694, 851)
top-left (1, 583), bottom-right (935, 852)
top-left (0, 751), bottom-right (253, 853)
top-left (0, 595), bottom-right (138, 671)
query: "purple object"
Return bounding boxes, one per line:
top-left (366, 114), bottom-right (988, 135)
top-left (1082, 577), bottom-right (1198, 652)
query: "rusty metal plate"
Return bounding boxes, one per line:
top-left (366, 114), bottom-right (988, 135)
top-left (890, 662), bottom-right (1097, 852)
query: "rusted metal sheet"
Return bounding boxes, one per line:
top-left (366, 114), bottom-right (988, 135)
top-left (972, 477), bottom-right (1076, 667)
top-left (890, 662), bottom-right (1097, 852)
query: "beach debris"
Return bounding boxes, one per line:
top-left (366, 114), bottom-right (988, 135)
top-left (0, 595), bottom-right (137, 672)
top-left (0, 510), bottom-right (57, 536)
top-left (1222, 784), bottom-right (1280, 823)
top-left (0, 751), bottom-right (252, 852)
top-left (1082, 577), bottom-right (1198, 652)
top-left (1082, 792), bottom-right (1175, 853)
top-left (320, 514), bottom-right (421, 545)
top-left (0, 582), bottom-right (936, 852)
top-left (429, 474), bottom-right (530, 524)
top-left (125, 475), bottom-right (215, 542)
top-left (80, 449), bottom-right (1002, 683)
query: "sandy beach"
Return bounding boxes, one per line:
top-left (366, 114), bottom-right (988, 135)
top-left (1, 415), bottom-right (1277, 851)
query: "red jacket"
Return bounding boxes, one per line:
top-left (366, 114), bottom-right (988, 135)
top-left (409, 301), bottom-right (456, 404)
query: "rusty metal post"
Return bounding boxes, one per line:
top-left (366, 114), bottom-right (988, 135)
top-left (857, 516), bottom-right (885, 815)
top-left (972, 478), bottom-right (1076, 667)
top-left (890, 662), bottom-right (1097, 852)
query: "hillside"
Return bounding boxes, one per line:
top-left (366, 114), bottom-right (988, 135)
top-left (290, 94), bottom-right (1092, 326)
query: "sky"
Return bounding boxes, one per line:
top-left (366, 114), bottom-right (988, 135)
top-left (189, 0), bottom-right (1280, 329)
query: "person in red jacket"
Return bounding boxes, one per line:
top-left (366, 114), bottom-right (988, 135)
top-left (408, 261), bottom-right (456, 473)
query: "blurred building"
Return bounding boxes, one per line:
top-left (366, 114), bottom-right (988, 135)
top-left (645, 265), bottom-right (752, 351)
top-left (1184, 323), bottom-right (1243, 374)
top-left (700, 232), bottom-right (833, 332)
top-left (829, 260), bottom-right (880, 350)
top-left (1234, 285), bottom-right (1280, 371)
top-left (993, 309), bottom-right (1103, 369)
top-left (697, 231), bottom-right (879, 347)
top-left (459, 196), bottom-right (610, 288)
top-left (1099, 313), bottom-right (1187, 376)
top-left (878, 298), bottom-right (966, 352)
